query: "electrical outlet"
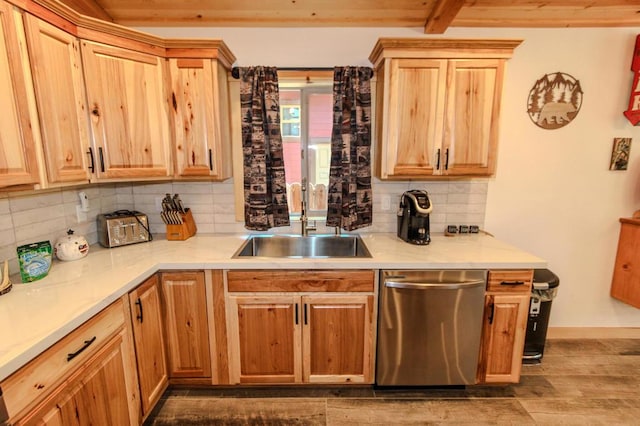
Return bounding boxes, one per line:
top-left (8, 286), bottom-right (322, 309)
top-left (381, 195), bottom-right (391, 211)
top-left (445, 225), bottom-right (458, 236)
top-left (76, 205), bottom-right (88, 223)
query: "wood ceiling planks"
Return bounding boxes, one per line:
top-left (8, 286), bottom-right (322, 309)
top-left (52, 0), bottom-right (640, 31)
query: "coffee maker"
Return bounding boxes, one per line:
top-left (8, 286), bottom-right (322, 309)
top-left (397, 189), bottom-right (433, 245)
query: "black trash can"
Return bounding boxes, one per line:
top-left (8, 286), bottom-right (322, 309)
top-left (523, 268), bottom-right (560, 364)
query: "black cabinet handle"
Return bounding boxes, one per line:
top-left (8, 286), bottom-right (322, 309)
top-left (436, 148), bottom-right (441, 170)
top-left (67, 336), bottom-right (96, 362)
top-left (500, 281), bottom-right (525, 286)
top-left (294, 303), bottom-right (299, 325)
top-left (98, 147), bottom-right (105, 172)
top-left (488, 302), bottom-right (495, 325)
top-left (208, 149), bottom-right (213, 171)
top-left (444, 148), bottom-right (449, 170)
top-left (87, 147), bottom-right (95, 173)
top-left (135, 297), bottom-right (143, 323)
top-left (304, 304), bottom-right (308, 325)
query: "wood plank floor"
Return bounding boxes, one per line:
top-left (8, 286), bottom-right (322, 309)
top-left (144, 339), bottom-right (640, 425)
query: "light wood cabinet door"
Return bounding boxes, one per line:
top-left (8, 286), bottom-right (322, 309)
top-left (18, 328), bottom-right (136, 426)
top-left (376, 58), bottom-right (446, 178)
top-left (22, 15), bottom-right (91, 184)
top-left (227, 295), bottom-right (301, 384)
top-left (477, 293), bottom-right (529, 384)
top-left (302, 295), bottom-right (374, 384)
top-left (0, 0), bottom-right (39, 188)
top-left (442, 59), bottom-right (503, 176)
top-left (169, 58), bottom-right (232, 180)
top-left (161, 271), bottom-right (211, 378)
top-left (81, 40), bottom-right (171, 180)
top-left (129, 274), bottom-right (168, 415)
top-left (54, 332), bottom-right (133, 426)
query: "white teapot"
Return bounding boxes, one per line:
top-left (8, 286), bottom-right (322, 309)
top-left (54, 229), bottom-right (89, 261)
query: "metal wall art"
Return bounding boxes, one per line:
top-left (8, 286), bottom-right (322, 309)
top-left (527, 72), bottom-right (583, 130)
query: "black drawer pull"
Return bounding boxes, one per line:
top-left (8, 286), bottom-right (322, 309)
top-left (304, 304), bottom-right (308, 325)
top-left (98, 147), bottom-right (105, 172)
top-left (500, 281), bottom-right (525, 286)
top-left (135, 297), bottom-right (143, 323)
top-left (208, 149), bottom-right (213, 171)
top-left (67, 336), bottom-right (97, 362)
top-left (294, 303), bottom-right (299, 325)
top-left (444, 148), bottom-right (449, 170)
top-left (87, 147), bottom-right (95, 173)
top-left (488, 302), bottom-right (495, 325)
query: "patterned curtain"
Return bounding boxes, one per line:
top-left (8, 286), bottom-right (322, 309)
top-left (326, 67), bottom-right (374, 231)
top-left (239, 66), bottom-right (290, 230)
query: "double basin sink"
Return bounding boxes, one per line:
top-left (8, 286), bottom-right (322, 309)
top-left (233, 234), bottom-right (372, 258)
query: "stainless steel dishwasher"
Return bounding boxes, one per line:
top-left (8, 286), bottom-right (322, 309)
top-left (376, 270), bottom-right (487, 386)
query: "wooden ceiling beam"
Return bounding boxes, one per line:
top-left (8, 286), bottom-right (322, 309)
top-left (424, 0), bottom-right (465, 34)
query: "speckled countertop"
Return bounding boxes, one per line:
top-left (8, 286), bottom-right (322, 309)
top-left (0, 232), bottom-right (545, 382)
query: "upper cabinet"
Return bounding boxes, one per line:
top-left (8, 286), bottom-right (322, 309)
top-left (81, 40), bottom-right (172, 180)
top-left (22, 14), bottom-right (91, 185)
top-left (167, 41), bottom-right (235, 180)
top-left (0, 0), bottom-right (236, 189)
top-left (0, 0), bottom-right (39, 189)
top-left (369, 38), bottom-right (521, 179)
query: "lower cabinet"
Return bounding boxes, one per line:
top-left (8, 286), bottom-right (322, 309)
top-left (128, 274), bottom-right (168, 416)
top-left (304, 295), bottom-right (374, 383)
top-left (477, 270), bottom-right (533, 384)
top-left (20, 329), bottom-right (135, 426)
top-left (228, 295), bottom-right (300, 384)
top-left (1, 299), bottom-right (139, 425)
top-left (610, 217), bottom-right (640, 308)
top-left (160, 271), bottom-right (211, 379)
top-left (226, 270), bottom-right (375, 385)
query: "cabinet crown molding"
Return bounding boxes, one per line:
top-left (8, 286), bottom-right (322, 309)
top-left (11, 0), bottom-right (236, 64)
top-left (369, 38), bottom-right (523, 66)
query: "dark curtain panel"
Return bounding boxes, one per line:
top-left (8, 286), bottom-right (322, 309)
top-left (239, 66), bottom-right (290, 230)
top-left (326, 66), bottom-right (374, 231)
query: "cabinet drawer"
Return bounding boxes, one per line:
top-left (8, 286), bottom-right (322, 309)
top-left (227, 270), bottom-right (375, 292)
top-left (0, 299), bottom-right (126, 420)
top-left (487, 270), bottom-right (533, 293)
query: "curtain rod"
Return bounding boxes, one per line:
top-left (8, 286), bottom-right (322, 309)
top-left (231, 67), bottom-right (333, 79)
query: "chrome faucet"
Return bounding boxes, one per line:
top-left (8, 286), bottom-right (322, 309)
top-left (300, 178), bottom-right (316, 236)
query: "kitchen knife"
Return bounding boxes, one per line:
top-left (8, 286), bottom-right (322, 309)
top-left (173, 194), bottom-right (185, 214)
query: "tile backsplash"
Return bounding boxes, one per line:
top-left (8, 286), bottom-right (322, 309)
top-left (0, 179), bottom-right (487, 275)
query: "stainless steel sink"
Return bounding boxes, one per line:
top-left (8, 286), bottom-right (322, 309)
top-left (232, 234), bottom-right (372, 258)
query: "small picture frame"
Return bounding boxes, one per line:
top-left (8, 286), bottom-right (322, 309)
top-left (610, 137), bottom-right (632, 171)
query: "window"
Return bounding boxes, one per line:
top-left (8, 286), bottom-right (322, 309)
top-left (279, 74), bottom-right (333, 218)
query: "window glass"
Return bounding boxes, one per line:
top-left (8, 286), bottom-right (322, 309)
top-left (279, 82), bottom-right (332, 218)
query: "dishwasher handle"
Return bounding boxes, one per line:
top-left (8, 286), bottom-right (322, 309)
top-left (384, 279), bottom-right (485, 290)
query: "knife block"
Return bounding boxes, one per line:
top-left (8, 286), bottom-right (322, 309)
top-left (166, 209), bottom-right (197, 241)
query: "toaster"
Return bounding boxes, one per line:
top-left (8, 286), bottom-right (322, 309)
top-left (97, 210), bottom-right (152, 248)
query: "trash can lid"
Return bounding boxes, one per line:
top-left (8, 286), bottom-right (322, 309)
top-left (533, 268), bottom-right (559, 288)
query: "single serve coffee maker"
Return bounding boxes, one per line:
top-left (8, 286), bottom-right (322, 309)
top-left (397, 189), bottom-right (433, 245)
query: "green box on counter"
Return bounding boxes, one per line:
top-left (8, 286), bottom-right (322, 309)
top-left (17, 241), bottom-right (52, 282)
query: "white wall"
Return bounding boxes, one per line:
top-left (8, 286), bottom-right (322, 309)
top-left (140, 25), bottom-right (640, 327)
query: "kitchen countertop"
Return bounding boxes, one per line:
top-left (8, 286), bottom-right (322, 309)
top-left (0, 232), bottom-right (545, 382)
